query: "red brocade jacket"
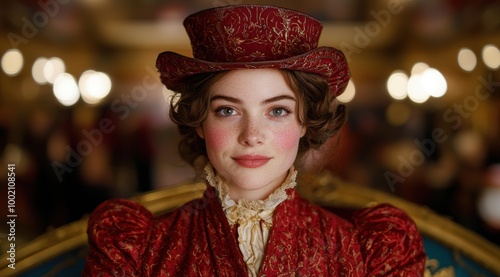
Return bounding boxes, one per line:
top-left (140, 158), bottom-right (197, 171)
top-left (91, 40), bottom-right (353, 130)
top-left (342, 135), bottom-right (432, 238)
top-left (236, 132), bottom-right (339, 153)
top-left (83, 185), bottom-right (426, 276)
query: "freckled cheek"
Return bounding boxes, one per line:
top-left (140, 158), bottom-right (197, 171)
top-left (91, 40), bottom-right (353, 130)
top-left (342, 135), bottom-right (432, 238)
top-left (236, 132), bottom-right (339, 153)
top-left (203, 127), bottom-right (232, 152)
top-left (272, 127), bottom-right (302, 150)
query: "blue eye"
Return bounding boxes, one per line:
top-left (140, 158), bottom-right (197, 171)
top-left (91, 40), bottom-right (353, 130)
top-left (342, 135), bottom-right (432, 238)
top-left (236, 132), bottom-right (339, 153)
top-left (216, 107), bottom-right (236, 116)
top-left (270, 107), bottom-right (290, 117)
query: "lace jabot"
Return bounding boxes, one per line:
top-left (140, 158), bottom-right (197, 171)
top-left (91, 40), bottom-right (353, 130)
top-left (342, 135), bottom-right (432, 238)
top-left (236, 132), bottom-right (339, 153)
top-left (204, 163), bottom-right (297, 276)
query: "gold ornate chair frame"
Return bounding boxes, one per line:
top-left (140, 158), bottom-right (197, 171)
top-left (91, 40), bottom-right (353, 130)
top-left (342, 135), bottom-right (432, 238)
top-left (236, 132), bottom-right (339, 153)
top-left (1, 172), bottom-right (499, 276)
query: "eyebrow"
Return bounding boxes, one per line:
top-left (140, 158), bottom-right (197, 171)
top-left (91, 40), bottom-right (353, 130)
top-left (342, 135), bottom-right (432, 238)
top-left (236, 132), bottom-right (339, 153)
top-left (262, 95), bottom-right (296, 105)
top-left (210, 95), bottom-right (241, 103)
top-left (210, 94), bottom-right (296, 105)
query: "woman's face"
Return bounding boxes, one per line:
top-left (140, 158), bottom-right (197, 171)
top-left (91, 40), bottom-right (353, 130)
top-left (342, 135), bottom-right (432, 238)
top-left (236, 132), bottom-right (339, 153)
top-left (197, 69), bottom-right (306, 201)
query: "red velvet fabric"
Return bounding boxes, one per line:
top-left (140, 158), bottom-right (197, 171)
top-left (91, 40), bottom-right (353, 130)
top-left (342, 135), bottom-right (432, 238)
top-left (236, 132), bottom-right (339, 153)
top-left (83, 186), bottom-right (426, 276)
top-left (156, 5), bottom-right (350, 97)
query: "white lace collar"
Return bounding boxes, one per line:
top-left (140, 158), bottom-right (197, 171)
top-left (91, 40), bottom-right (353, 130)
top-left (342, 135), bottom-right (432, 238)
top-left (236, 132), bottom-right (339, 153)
top-left (203, 162), bottom-right (297, 213)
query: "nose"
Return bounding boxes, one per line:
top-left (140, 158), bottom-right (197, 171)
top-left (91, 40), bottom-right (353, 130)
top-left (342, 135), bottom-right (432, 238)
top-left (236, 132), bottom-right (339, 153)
top-left (239, 116), bottom-right (264, 146)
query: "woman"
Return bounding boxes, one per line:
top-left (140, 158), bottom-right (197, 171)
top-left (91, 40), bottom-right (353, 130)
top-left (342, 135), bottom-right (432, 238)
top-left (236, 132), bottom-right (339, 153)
top-left (84, 4), bottom-right (426, 276)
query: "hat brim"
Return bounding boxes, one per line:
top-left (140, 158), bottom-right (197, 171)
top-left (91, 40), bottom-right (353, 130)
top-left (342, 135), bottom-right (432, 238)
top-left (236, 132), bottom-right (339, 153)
top-left (156, 46), bottom-right (350, 97)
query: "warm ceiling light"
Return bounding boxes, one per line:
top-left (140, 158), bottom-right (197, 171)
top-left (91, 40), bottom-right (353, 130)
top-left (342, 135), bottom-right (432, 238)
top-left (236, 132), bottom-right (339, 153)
top-left (421, 68), bottom-right (447, 98)
top-left (53, 73), bottom-right (80, 106)
top-left (386, 70), bottom-right (408, 100)
top-left (337, 80), bottom-right (355, 103)
top-left (407, 74), bottom-right (430, 104)
top-left (43, 57), bottom-right (65, 84)
top-left (482, 44), bottom-right (500, 70)
top-left (79, 70), bottom-right (112, 104)
top-left (458, 48), bottom-right (477, 72)
top-left (410, 62), bottom-right (429, 76)
top-left (32, 57), bottom-right (49, 84)
top-left (1, 49), bottom-right (24, 76)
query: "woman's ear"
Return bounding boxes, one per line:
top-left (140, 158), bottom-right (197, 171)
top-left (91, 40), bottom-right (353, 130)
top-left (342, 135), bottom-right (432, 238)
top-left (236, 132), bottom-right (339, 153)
top-left (300, 126), bottom-right (307, 138)
top-left (196, 126), bottom-right (205, 139)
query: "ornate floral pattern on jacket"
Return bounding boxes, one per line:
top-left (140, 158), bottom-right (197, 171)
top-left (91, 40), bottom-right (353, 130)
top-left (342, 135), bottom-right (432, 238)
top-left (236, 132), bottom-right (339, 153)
top-left (83, 185), bottom-right (426, 276)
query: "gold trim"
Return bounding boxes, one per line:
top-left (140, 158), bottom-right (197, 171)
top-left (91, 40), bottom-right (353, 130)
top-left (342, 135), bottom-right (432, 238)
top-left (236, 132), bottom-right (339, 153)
top-left (1, 173), bottom-right (499, 276)
top-left (0, 218), bottom-right (88, 276)
top-left (424, 259), bottom-right (455, 277)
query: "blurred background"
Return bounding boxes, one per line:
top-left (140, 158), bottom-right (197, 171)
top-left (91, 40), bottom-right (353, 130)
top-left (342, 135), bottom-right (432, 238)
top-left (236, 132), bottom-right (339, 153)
top-left (0, 0), bottom-right (499, 250)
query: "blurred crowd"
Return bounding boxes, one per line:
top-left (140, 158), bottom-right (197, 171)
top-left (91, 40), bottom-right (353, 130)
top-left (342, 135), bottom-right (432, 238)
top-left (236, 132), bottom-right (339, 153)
top-left (0, 0), bottom-right (499, 253)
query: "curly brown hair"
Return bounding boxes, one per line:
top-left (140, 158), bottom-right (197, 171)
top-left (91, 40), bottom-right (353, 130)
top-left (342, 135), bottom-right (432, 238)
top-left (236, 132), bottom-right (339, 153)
top-left (169, 69), bottom-right (347, 166)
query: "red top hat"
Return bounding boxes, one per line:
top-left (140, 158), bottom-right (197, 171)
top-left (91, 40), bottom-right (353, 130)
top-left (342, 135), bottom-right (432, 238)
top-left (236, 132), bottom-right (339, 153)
top-left (156, 5), bottom-right (350, 96)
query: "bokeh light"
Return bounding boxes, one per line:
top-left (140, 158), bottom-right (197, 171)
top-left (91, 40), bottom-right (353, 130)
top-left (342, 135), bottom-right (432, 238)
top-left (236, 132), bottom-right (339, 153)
top-left (43, 57), bottom-right (66, 84)
top-left (410, 62), bottom-right (429, 76)
top-left (79, 70), bottom-right (113, 104)
top-left (478, 187), bottom-right (500, 229)
top-left (420, 68), bottom-right (447, 98)
top-left (482, 44), bottom-right (500, 70)
top-left (337, 80), bottom-right (355, 103)
top-left (53, 73), bottom-right (80, 106)
top-left (32, 57), bottom-right (49, 84)
top-left (407, 74), bottom-right (430, 104)
top-left (1, 49), bottom-right (24, 76)
top-left (458, 48), bottom-right (477, 71)
top-left (387, 70), bottom-right (409, 100)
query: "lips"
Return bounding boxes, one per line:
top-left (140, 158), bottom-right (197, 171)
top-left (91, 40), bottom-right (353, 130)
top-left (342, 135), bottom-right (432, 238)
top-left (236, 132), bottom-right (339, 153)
top-left (232, 155), bottom-right (271, 168)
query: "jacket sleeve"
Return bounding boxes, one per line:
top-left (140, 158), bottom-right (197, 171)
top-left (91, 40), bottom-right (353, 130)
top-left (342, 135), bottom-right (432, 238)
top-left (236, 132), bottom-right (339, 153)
top-left (82, 199), bottom-right (153, 276)
top-left (353, 203), bottom-right (427, 276)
